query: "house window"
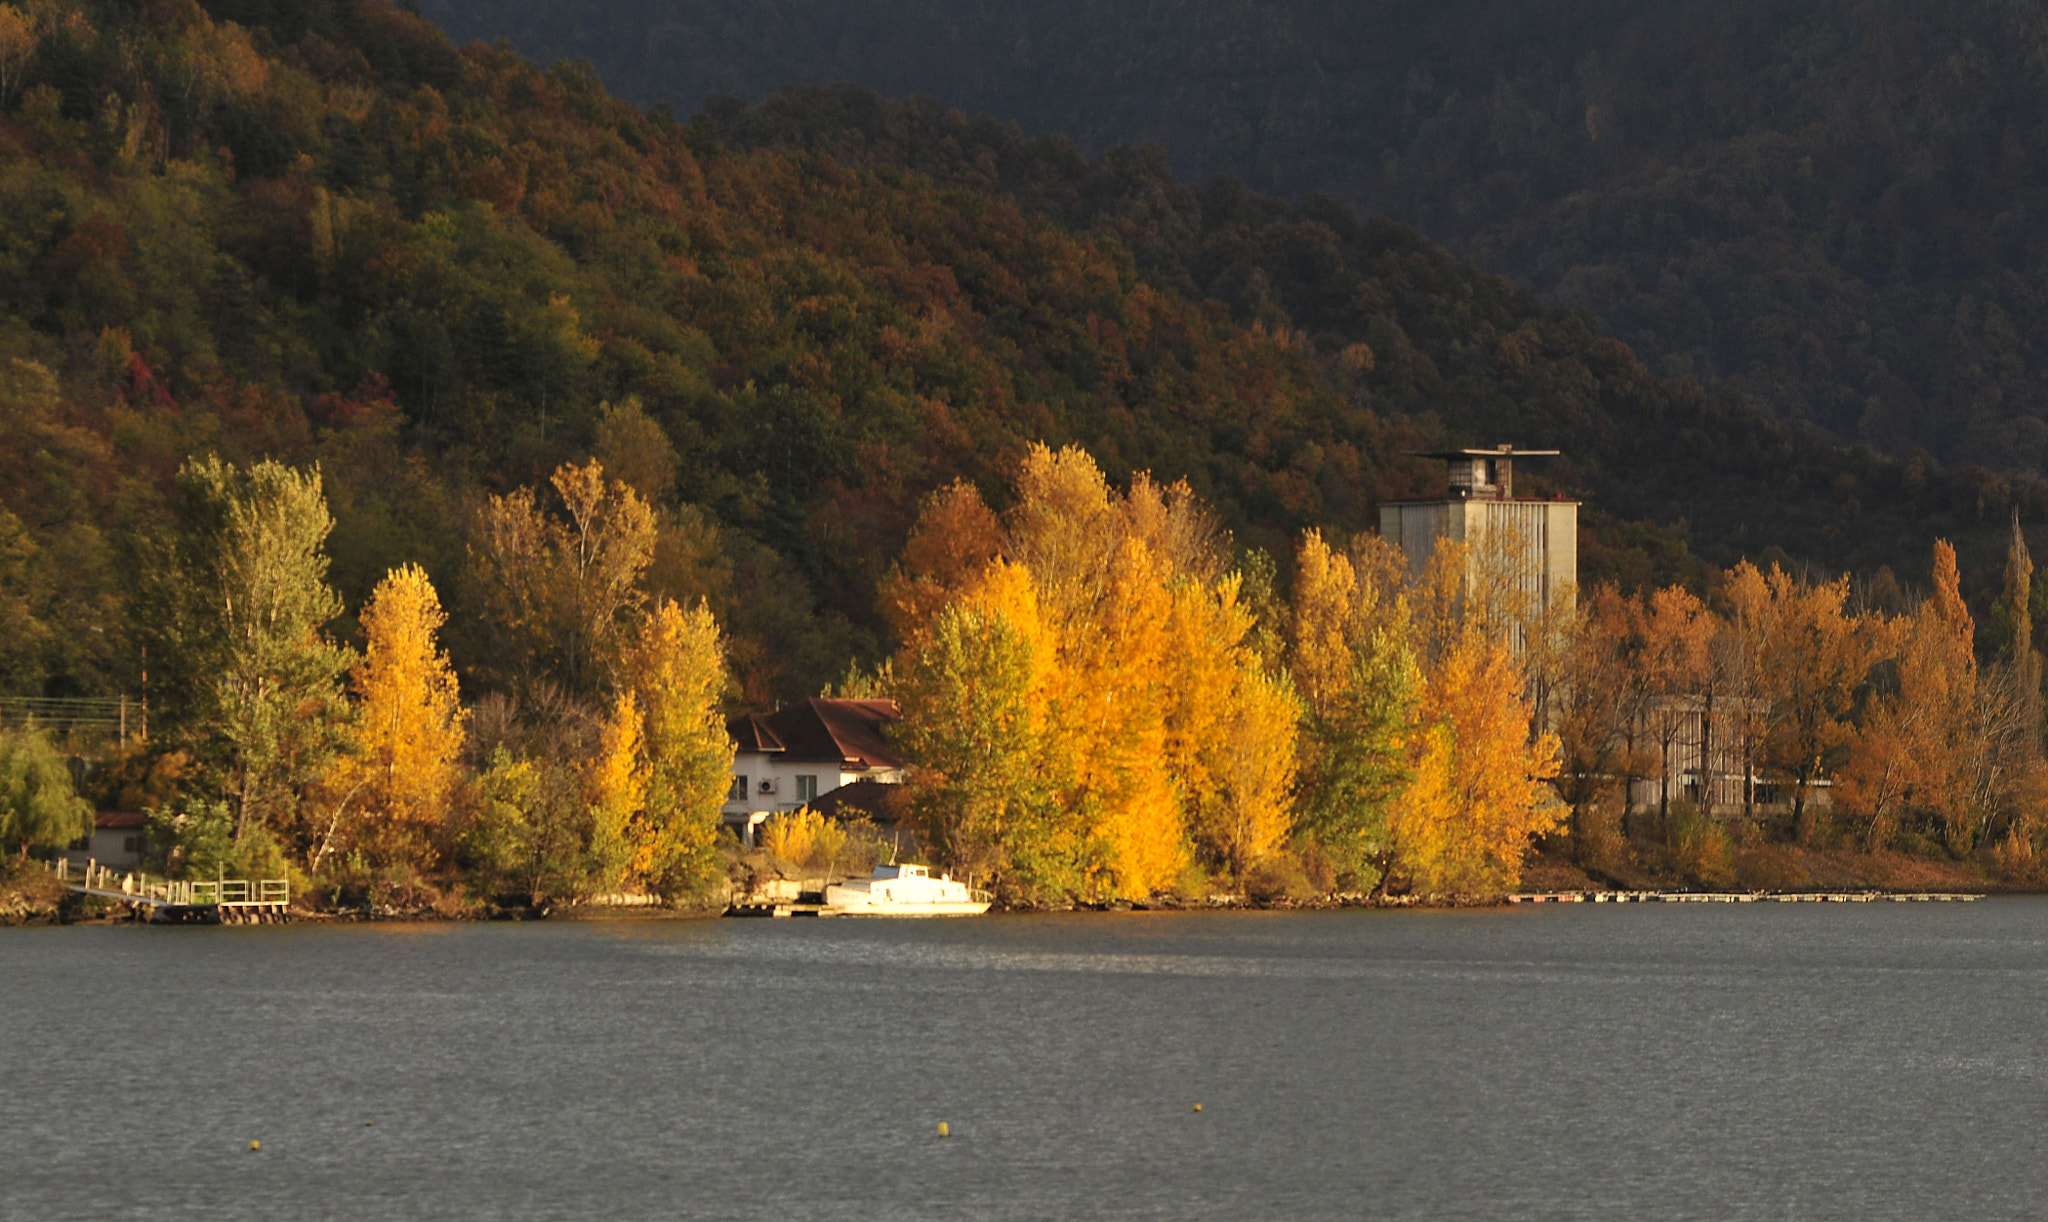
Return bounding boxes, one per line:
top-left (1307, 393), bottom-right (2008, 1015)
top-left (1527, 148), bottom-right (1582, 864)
top-left (729, 775), bottom-right (748, 801)
top-left (796, 774), bottom-right (819, 802)
top-left (122, 837), bottom-right (141, 854)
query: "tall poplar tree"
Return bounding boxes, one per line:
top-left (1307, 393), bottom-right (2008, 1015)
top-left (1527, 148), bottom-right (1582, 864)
top-left (2004, 512), bottom-right (2040, 757)
top-left (621, 598), bottom-right (734, 897)
top-left (1289, 530), bottom-right (1415, 891)
top-left (152, 456), bottom-right (353, 845)
top-left (471, 460), bottom-right (657, 698)
top-left (324, 564), bottom-right (466, 871)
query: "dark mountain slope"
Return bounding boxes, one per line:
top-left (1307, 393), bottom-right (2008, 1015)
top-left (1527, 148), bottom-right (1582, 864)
top-left (421, 0), bottom-right (2048, 473)
top-left (689, 87), bottom-right (2048, 586)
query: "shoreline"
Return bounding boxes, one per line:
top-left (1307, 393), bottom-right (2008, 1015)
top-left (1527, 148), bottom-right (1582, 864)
top-left (10, 840), bottom-right (2036, 927)
top-left (9, 882), bottom-right (2030, 927)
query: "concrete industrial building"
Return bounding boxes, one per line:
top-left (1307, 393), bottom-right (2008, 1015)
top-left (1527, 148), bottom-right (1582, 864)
top-left (1378, 445), bottom-right (1578, 609)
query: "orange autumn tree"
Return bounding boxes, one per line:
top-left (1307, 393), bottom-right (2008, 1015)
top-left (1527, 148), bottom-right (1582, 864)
top-left (1394, 625), bottom-right (1563, 894)
top-left (890, 443), bottom-right (1300, 901)
top-left (1637, 585), bottom-right (1717, 820)
top-left (1389, 540), bottom-right (1562, 894)
top-left (879, 478), bottom-right (1004, 643)
top-left (1840, 542), bottom-right (1978, 850)
top-left (1727, 561), bottom-right (1887, 835)
top-left (1555, 584), bottom-right (1646, 847)
top-left (324, 564), bottom-right (467, 870)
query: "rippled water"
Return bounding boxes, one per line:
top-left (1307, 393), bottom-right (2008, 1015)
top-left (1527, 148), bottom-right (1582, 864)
top-left (4, 902), bottom-right (2047, 1219)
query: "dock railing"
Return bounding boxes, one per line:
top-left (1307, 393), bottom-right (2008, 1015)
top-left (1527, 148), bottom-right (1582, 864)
top-left (48, 857), bottom-right (290, 912)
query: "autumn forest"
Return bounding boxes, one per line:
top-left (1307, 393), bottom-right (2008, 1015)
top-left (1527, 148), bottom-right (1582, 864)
top-left (3, 0), bottom-right (2047, 908)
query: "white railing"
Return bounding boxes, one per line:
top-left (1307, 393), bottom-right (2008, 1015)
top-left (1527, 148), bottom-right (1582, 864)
top-left (50, 858), bottom-right (288, 907)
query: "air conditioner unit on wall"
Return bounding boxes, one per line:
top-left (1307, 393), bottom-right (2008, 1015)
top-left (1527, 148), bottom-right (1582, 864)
top-left (758, 778), bottom-right (777, 795)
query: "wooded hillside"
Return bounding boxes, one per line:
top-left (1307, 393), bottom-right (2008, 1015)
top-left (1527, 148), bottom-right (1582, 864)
top-left (0, 0), bottom-right (2038, 720)
top-left (422, 0), bottom-right (2048, 474)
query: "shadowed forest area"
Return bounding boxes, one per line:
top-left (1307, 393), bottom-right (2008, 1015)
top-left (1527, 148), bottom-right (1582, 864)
top-left (424, 0), bottom-right (2048, 475)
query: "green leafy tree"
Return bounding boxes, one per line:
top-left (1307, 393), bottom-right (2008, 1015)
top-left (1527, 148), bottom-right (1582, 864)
top-left (1288, 531), bottom-right (1415, 891)
top-left (144, 799), bottom-right (235, 880)
top-left (892, 574), bottom-right (1088, 902)
top-left (1295, 629), bottom-right (1418, 892)
top-left (0, 508), bottom-right (48, 694)
top-left (148, 456), bottom-right (354, 847)
top-left (461, 746), bottom-right (591, 908)
top-left (0, 725), bottom-right (91, 860)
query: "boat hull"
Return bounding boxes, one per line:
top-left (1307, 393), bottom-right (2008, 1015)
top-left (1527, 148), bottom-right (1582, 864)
top-left (826, 899), bottom-right (991, 917)
top-left (819, 864), bottom-right (993, 916)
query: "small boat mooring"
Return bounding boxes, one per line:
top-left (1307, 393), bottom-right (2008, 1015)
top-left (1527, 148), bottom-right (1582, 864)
top-left (727, 863), bottom-right (992, 917)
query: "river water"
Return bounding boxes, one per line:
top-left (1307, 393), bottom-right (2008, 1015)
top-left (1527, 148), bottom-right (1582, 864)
top-left (3, 902), bottom-right (2045, 1219)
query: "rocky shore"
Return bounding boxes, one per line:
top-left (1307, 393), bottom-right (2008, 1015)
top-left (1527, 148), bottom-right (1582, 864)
top-left (0, 873), bottom-right (65, 926)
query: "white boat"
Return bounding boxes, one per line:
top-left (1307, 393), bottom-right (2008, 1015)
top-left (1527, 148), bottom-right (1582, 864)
top-left (823, 864), bottom-right (992, 916)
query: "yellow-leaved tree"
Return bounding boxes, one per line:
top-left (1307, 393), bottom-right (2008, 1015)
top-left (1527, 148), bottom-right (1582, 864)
top-left (889, 444), bottom-right (1306, 901)
top-left (583, 689), bottom-right (648, 894)
top-left (1288, 529), bottom-right (1416, 891)
top-left (1083, 532), bottom-right (1186, 898)
top-left (1394, 626), bottom-right (1563, 894)
top-left (1164, 573), bottom-right (1300, 880)
top-left (621, 598), bottom-right (734, 897)
top-left (322, 564), bottom-right (465, 872)
top-left (893, 559), bottom-right (1082, 899)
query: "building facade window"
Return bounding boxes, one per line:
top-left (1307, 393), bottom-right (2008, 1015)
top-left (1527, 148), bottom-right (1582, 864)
top-left (729, 775), bottom-right (748, 800)
top-left (795, 774), bottom-right (819, 802)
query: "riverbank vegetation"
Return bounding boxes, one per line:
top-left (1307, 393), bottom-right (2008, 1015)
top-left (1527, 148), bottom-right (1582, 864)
top-left (3, 0), bottom-right (2048, 910)
top-left (17, 436), bottom-right (2046, 911)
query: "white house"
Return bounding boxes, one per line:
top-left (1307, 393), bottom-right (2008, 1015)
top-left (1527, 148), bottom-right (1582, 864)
top-left (722, 698), bottom-right (905, 845)
top-left (64, 811), bottom-right (148, 871)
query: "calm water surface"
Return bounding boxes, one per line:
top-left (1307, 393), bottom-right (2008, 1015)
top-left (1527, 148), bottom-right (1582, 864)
top-left (4, 902), bottom-right (2047, 1219)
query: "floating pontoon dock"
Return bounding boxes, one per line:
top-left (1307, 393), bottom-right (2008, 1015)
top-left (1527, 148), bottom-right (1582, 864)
top-left (1509, 891), bottom-right (1981, 904)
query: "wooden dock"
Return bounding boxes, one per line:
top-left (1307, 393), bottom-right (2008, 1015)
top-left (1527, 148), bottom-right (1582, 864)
top-left (1508, 890), bottom-right (1982, 904)
top-left (725, 900), bottom-right (830, 918)
top-left (51, 859), bottom-right (291, 924)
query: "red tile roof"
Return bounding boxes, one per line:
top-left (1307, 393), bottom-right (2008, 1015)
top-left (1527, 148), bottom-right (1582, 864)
top-left (95, 811), bottom-right (146, 829)
top-left (725, 713), bottom-right (787, 753)
top-left (726, 698), bottom-right (903, 769)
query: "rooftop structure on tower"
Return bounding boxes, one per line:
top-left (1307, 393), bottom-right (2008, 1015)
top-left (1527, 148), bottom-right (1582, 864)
top-left (1379, 444), bottom-right (1578, 610)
